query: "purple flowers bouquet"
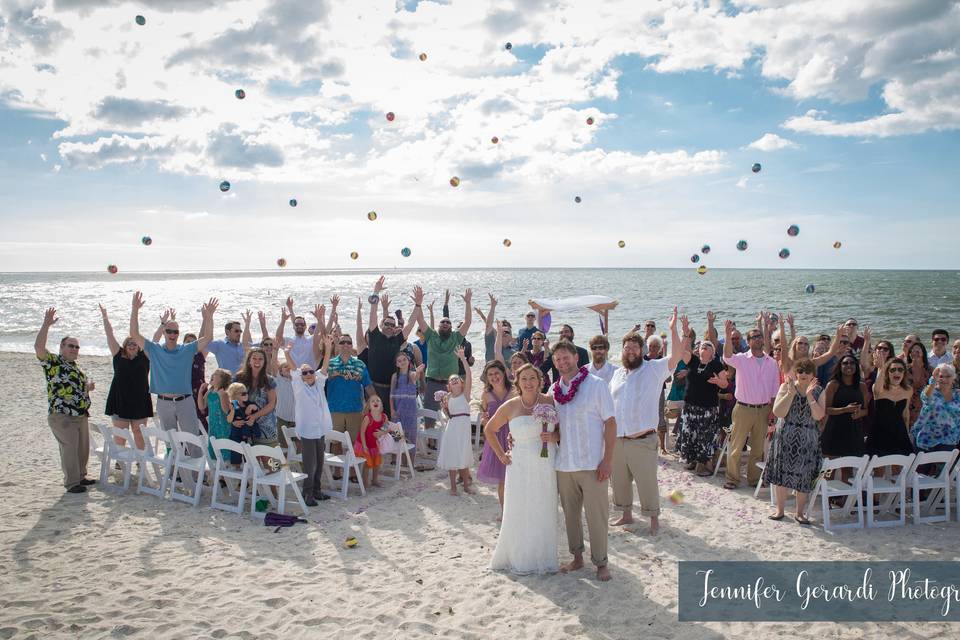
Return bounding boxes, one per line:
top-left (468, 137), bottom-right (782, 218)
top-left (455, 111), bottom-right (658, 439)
top-left (532, 404), bottom-right (558, 458)
top-left (433, 390), bottom-right (449, 403)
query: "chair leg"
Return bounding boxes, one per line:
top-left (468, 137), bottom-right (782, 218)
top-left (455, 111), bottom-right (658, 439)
top-left (290, 476), bottom-right (309, 517)
top-left (354, 463), bottom-right (367, 496)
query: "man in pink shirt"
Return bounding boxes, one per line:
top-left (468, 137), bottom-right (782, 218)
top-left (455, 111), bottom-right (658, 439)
top-left (721, 320), bottom-right (781, 489)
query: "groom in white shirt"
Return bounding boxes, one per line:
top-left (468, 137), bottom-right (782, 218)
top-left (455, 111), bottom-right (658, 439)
top-left (551, 341), bottom-right (617, 582)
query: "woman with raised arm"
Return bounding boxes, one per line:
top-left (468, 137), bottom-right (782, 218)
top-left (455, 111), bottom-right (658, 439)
top-left (867, 358), bottom-right (914, 456)
top-left (100, 302), bottom-right (151, 449)
top-left (778, 318), bottom-right (841, 375)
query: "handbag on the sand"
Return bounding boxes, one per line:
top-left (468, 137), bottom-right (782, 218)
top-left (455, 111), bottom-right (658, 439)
top-left (264, 512), bottom-right (308, 532)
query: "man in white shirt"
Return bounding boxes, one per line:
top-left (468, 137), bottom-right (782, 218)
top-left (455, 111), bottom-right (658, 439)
top-left (281, 296), bottom-right (320, 366)
top-left (587, 334), bottom-right (617, 385)
top-left (551, 340), bottom-right (616, 582)
top-left (608, 308), bottom-right (682, 536)
top-left (929, 329), bottom-right (952, 368)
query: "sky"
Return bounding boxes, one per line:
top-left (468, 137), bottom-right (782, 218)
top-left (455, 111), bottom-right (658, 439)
top-left (0, 0), bottom-right (958, 272)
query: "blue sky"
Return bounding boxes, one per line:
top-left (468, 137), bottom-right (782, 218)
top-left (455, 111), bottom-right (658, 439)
top-left (1, 0), bottom-right (958, 271)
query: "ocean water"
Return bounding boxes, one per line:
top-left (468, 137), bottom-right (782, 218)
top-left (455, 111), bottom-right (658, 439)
top-left (2, 269), bottom-right (958, 357)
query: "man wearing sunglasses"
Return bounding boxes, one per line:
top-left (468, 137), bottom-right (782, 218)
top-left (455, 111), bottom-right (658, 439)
top-left (130, 291), bottom-right (217, 440)
top-left (326, 332), bottom-right (375, 450)
top-left (365, 277), bottom-right (420, 409)
top-left (929, 329), bottom-right (952, 368)
top-left (36, 307), bottom-right (96, 493)
top-left (206, 320), bottom-right (245, 373)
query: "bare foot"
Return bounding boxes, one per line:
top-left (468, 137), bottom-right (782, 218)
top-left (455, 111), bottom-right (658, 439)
top-left (372, 481), bottom-right (384, 488)
top-left (610, 513), bottom-right (634, 526)
top-left (596, 565), bottom-right (612, 582)
top-left (449, 488), bottom-right (458, 496)
top-left (658, 448), bottom-right (669, 456)
top-left (463, 483), bottom-right (476, 495)
top-left (559, 557), bottom-right (584, 573)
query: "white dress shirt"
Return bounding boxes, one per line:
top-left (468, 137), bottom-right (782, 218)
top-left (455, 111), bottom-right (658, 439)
top-left (285, 335), bottom-right (316, 367)
top-left (588, 361), bottom-right (618, 385)
top-left (554, 373), bottom-right (616, 472)
top-left (929, 352), bottom-right (953, 368)
top-left (290, 369), bottom-right (333, 439)
top-left (609, 358), bottom-right (671, 437)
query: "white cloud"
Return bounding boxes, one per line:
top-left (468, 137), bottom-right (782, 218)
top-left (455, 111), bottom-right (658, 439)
top-left (746, 133), bottom-right (797, 151)
top-left (736, 176), bottom-right (749, 189)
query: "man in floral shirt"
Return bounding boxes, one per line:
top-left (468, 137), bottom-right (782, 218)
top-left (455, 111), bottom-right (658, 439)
top-left (36, 307), bottom-right (95, 493)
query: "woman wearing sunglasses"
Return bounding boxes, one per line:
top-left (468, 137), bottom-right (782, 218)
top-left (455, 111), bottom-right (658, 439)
top-left (866, 358), bottom-right (914, 456)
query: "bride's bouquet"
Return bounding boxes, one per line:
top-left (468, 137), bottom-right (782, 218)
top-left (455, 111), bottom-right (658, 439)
top-left (532, 404), bottom-right (559, 458)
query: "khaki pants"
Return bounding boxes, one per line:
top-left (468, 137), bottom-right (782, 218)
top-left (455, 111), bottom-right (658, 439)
top-left (332, 412), bottom-right (363, 443)
top-left (612, 436), bottom-right (660, 517)
top-left (48, 413), bottom-right (90, 489)
top-left (557, 470), bottom-right (609, 568)
top-left (725, 403), bottom-right (770, 486)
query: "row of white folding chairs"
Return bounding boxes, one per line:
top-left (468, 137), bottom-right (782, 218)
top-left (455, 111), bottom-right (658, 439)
top-left (94, 422), bottom-right (311, 517)
top-left (803, 449), bottom-right (960, 532)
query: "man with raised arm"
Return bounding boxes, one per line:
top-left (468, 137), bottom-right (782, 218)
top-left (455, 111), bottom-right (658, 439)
top-left (366, 276), bottom-right (419, 409)
top-left (36, 307), bottom-right (95, 493)
top-left (131, 291), bottom-right (217, 437)
top-left (280, 296), bottom-right (318, 367)
top-left (412, 287), bottom-right (472, 426)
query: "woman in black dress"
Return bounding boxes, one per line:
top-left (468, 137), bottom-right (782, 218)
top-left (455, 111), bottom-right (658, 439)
top-left (866, 358), bottom-right (914, 455)
top-left (99, 303), bottom-right (152, 449)
top-left (675, 331), bottom-right (728, 476)
top-left (821, 354), bottom-right (868, 457)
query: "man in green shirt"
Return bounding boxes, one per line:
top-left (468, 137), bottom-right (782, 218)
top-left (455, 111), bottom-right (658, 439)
top-left (414, 287), bottom-right (472, 426)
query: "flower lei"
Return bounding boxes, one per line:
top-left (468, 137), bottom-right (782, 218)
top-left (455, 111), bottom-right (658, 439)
top-left (553, 366), bottom-right (589, 405)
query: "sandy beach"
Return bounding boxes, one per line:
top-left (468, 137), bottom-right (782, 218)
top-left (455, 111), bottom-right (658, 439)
top-left (2, 350), bottom-right (958, 639)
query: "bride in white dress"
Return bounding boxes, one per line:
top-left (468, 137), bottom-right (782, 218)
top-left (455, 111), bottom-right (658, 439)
top-left (484, 364), bottom-right (559, 575)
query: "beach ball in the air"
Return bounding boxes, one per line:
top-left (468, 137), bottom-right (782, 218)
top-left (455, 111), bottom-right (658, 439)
top-left (289, 199), bottom-right (297, 207)
top-left (833, 241), bottom-right (842, 249)
top-left (574, 196), bottom-right (581, 203)
top-left (697, 265), bottom-right (707, 275)
top-left (419, 53), bottom-right (427, 61)
top-left (491, 136), bottom-right (499, 144)
top-left (701, 244), bottom-right (711, 254)
top-left (350, 251), bottom-right (359, 260)
top-left (386, 112), bottom-right (395, 122)
top-left (805, 284), bottom-right (816, 294)
top-left (787, 224), bottom-right (799, 237)
top-left (107, 264), bottom-right (119, 274)
top-left (503, 239), bottom-right (512, 247)
top-left (235, 89), bottom-right (246, 100)
top-left (367, 211), bottom-right (377, 221)
top-left (401, 247), bottom-right (412, 258)
top-left (219, 180), bottom-right (230, 192)
top-left (505, 42), bottom-right (512, 50)
top-left (690, 254), bottom-right (700, 264)
top-left (737, 240), bottom-right (748, 251)
top-left (779, 248), bottom-right (791, 259)
top-left (586, 117), bottom-right (594, 125)
top-left (751, 163), bottom-right (761, 173)
top-left (276, 258), bottom-right (287, 268)
top-left (141, 236), bottom-right (152, 246)
top-left (135, 15), bottom-right (146, 26)
top-left (449, 176), bottom-right (460, 187)
top-left (618, 240), bottom-right (625, 248)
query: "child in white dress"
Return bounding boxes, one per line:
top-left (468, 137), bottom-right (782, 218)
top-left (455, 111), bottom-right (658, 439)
top-left (437, 347), bottom-right (474, 495)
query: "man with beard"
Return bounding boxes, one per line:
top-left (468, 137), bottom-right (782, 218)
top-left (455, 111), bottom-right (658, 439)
top-left (281, 296), bottom-right (319, 367)
top-left (413, 288), bottom-right (473, 427)
top-left (608, 308), bottom-right (682, 536)
top-left (551, 340), bottom-right (616, 582)
top-left (364, 276), bottom-right (420, 409)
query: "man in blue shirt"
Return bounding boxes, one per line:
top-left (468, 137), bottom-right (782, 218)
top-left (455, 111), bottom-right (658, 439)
top-left (516, 310), bottom-right (541, 347)
top-left (131, 291), bottom-right (216, 439)
top-left (206, 320), bottom-right (244, 372)
top-left (326, 333), bottom-right (375, 447)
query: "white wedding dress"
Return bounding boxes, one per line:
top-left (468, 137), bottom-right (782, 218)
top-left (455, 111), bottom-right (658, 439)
top-left (490, 415), bottom-right (559, 574)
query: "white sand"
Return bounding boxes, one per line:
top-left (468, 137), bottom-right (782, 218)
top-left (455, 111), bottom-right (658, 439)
top-left (2, 351), bottom-right (957, 639)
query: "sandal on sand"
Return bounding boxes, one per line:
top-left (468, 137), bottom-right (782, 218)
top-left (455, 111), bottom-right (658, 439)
top-left (722, 482), bottom-right (738, 490)
top-left (767, 513), bottom-right (785, 521)
top-left (795, 515), bottom-right (812, 526)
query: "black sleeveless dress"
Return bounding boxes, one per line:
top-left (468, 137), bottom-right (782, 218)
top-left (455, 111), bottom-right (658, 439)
top-left (866, 398), bottom-right (914, 456)
top-left (821, 382), bottom-right (864, 456)
top-left (104, 351), bottom-right (153, 420)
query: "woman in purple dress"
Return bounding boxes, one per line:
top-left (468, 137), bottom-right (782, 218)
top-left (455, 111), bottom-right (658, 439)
top-left (476, 360), bottom-right (514, 519)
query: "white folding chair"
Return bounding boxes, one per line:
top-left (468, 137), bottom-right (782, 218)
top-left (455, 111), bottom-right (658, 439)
top-left (169, 431), bottom-right (208, 507)
top-left (209, 437), bottom-right (250, 515)
top-left (246, 444), bottom-right (309, 518)
top-left (98, 424), bottom-right (139, 492)
top-left (863, 454), bottom-right (916, 528)
top-left (711, 429), bottom-right (730, 478)
top-left (811, 455), bottom-right (869, 532)
top-left (416, 408), bottom-right (444, 465)
top-left (89, 422), bottom-right (107, 475)
top-left (906, 449), bottom-right (958, 524)
top-left (137, 426), bottom-right (174, 498)
top-left (385, 432), bottom-right (416, 482)
top-left (280, 424), bottom-right (303, 471)
top-left (321, 430), bottom-right (367, 499)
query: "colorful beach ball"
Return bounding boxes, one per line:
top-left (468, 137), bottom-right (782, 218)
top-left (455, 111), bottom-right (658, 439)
top-left (276, 258), bottom-right (287, 268)
top-left (135, 15), bottom-right (145, 26)
top-left (419, 53), bottom-right (427, 61)
top-left (449, 176), bottom-right (460, 187)
top-left (367, 294), bottom-right (379, 304)
top-left (367, 211), bottom-right (377, 221)
top-left (751, 162), bottom-right (762, 173)
top-left (574, 196), bottom-right (581, 203)
top-left (586, 117), bottom-right (595, 125)
top-left (736, 240), bottom-right (748, 251)
top-left (141, 236), bottom-right (152, 246)
top-left (350, 251), bottom-right (359, 260)
top-left (697, 265), bottom-right (708, 275)
top-left (833, 241), bottom-right (842, 249)
top-left (235, 89), bottom-right (245, 100)
top-left (289, 198), bottom-right (297, 207)
top-left (386, 112), bottom-right (395, 122)
top-left (805, 284), bottom-right (816, 294)
top-left (778, 248), bottom-right (791, 259)
top-left (344, 536), bottom-right (359, 548)
top-left (669, 490), bottom-right (684, 505)
top-left (701, 244), bottom-right (711, 254)
top-left (219, 180), bottom-right (230, 192)
top-left (787, 224), bottom-right (799, 237)
top-left (491, 136), bottom-right (499, 144)
top-left (690, 254), bottom-right (700, 264)
top-left (401, 247), bottom-right (412, 258)
top-left (503, 239), bottom-right (512, 247)
top-left (505, 42), bottom-right (512, 50)
top-left (107, 264), bottom-right (118, 274)
top-left (618, 240), bottom-right (626, 248)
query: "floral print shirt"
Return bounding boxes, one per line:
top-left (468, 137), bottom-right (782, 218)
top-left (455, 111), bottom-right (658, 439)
top-left (40, 353), bottom-right (91, 416)
top-left (911, 387), bottom-right (960, 450)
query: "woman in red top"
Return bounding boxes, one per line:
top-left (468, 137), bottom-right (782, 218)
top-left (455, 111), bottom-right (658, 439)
top-left (354, 395), bottom-right (387, 488)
